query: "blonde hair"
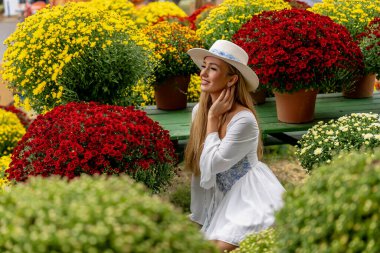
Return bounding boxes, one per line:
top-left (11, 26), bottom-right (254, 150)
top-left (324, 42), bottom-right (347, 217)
top-left (184, 64), bottom-right (263, 176)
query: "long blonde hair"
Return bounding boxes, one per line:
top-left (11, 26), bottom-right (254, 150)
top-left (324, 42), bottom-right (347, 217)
top-left (184, 64), bottom-right (263, 176)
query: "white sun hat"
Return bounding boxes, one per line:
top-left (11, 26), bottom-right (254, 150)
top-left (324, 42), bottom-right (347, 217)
top-left (187, 40), bottom-right (259, 92)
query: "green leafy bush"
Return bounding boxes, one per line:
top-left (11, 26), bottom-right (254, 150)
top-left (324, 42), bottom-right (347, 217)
top-left (0, 175), bottom-right (218, 253)
top-left (60, 32), bottom-right (155, 107)
top-left (231, 228), bottom-right (275, 253)
top-left (168, 183), bottom-right (191, 213)
top-left (276, 148), bottom-right (380, 253)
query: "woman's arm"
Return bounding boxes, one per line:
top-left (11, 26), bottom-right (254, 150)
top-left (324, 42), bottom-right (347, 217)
top-left (200, 112), bottom-right (259, 189)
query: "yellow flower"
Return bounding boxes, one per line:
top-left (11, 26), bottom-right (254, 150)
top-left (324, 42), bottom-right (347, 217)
top-left (0, 109), bottom-right (26, 157)
top-left (197, 0), bottom-right (291, 47)
top-left (310, 0), bottom-right (380, 37)
top-left (2, 2), bottom-right (154, 113)
top-left (0, 155), bottom-right (12, 191)
top-left (136, 1), bottom-right (187, 27)
top-left (144, 21), bottom-right (202, 82)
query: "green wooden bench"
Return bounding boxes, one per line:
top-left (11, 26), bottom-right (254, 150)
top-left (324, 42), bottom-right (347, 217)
top-left (145, 92), bottom-right (380, 146)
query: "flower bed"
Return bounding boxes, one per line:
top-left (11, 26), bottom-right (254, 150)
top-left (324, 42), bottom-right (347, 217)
top-left (7, 102), bottom-right (177, 192)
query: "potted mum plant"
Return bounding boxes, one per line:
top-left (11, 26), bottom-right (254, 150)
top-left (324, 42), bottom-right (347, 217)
top-left (344, 17), bottom-right (380, 98)
top-left (1, 2), bottom-right (156, 114)
top-left (144, 21), bottom-right (203, 110)
top-left (233, 9), bottom-right (363, 123)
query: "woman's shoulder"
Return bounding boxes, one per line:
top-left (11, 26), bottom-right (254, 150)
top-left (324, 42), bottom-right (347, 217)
top-left (227, 107), bottom-right (257, 127)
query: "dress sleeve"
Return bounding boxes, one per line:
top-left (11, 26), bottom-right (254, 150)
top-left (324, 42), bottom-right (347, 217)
top-left (199, 111), bottom-right (258, 189)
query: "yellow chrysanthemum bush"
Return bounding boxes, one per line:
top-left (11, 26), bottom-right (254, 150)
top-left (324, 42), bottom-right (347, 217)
top-left (310, 0), bottom-right (380, 38)
top-left (187, 74), bottom-right (201, 103)
top-left (132, 79), bottom-right (155, 106)
top-left (2, 2), bottom-right (157, 113)
top-left (0, 108), bottom-right (25, 157)
top-left (197, 0), bottom-right (291, 48)
top-left (0, 155), bottom-right (11, 192)
top-left (135, 1), bottom-right (187, 27)
top-left (144, 21), bottom-right (202, 83)
top-left (87, 0), bottom-right (137, 20)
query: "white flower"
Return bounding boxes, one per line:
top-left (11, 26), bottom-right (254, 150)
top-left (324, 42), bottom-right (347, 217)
top-left (326, 130), bottom-right (334, 135)
top-left (363, 133), bottom-right (374, 139)
top-left (339, 126), bottom-right (348, 132)
top-left (313, 148), bottom-right (323, 155)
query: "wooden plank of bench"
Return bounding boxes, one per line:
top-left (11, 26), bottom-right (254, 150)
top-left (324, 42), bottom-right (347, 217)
top-left (146, 92), bottom-right (380, 143)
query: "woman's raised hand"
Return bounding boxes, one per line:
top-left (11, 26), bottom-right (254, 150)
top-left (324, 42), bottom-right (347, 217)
top-left (209, 86), bottom-right (235, 119)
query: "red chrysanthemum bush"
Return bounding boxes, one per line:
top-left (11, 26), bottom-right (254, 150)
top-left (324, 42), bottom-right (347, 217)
top-left (7, 102), bottom-right (177, 192)
top-left (232, 9), bottom-right (364, 93)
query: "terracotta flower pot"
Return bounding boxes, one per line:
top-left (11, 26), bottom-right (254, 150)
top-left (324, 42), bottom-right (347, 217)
top-left (274, 89), bottom-right (318, 123)
top-left (250, 88), bottom-right (266, 105)
top-left (155, 75), bottom-right (190, 110)
top-left (343, 73), bottom-right (376, 98)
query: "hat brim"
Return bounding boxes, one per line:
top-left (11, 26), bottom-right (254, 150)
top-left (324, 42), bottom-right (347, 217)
top-left (187, 48), bottom-right (259, 92)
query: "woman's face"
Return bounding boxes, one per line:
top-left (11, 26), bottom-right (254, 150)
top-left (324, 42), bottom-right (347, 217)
top-left (200, 56), bottom-right (234, 94)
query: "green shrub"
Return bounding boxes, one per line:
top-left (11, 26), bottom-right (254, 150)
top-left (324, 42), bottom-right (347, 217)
top-left (0, 175), bottom-right (218, 253)
top-left (232, 228), bottom-right (275, 253)
top-left (276, 148), bottom-right (380, 253)
top-left (168, 183), bottom-right (191, 213)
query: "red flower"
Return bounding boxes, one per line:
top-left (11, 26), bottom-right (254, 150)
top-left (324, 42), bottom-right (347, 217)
top-left (187, 4), bottom-right (215, 30)
top-left (232, 9), bottom-right (364, 93)
top-left (7, 102), bottom-right (177, 192)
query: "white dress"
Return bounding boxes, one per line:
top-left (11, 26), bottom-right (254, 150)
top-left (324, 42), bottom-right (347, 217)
top-left (189, 104), bottom-right (285, 246)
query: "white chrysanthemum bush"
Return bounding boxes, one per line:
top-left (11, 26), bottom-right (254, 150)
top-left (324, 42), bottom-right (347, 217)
top-left (295, 113), bottom-right (380, 171)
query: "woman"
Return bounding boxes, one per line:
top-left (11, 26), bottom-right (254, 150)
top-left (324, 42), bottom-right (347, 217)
top-left (185, 40), bottom-right (285, 252)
